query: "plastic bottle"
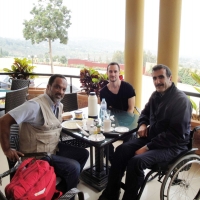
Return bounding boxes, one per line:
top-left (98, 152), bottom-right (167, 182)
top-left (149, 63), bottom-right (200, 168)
top-left (88, 92), bottom-right (98, 119)
top-left (100, 98), bottom-right (107, 121)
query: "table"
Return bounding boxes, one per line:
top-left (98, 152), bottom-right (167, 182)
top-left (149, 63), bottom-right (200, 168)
top-left (0, 89), bottom-right (11, 100)
top-left (62, 107), bottom-right (139, 191)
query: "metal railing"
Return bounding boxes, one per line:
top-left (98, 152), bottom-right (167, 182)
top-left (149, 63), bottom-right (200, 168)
top-left (183, 91), bottom-right (200, 98)
top-left (0, 72), bottom-right (80, 93)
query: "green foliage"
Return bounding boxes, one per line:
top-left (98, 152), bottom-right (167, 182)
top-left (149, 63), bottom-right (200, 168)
top-left (0, 48), bottom-right (9, 57)
top-left (178, 68), bottom-right (200, 86)
top-left (3, 58), bottom-right (37, 79)
top-left (143, 50), bottom-right (157, 65)
top-left (60, 55), bottom-right (67, 64)
top-left (189, 71), bottom-right (200, 115)
top-left (112, 51), bottom-right (124, 64)
top-left (80, 68), bottom-right (108, 96)
top-left (189, 97), bottom-right (198, 115)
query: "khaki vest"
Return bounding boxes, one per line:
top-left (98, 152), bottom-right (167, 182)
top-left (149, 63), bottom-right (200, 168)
top-left (19, 95), bottom-right (63, 154)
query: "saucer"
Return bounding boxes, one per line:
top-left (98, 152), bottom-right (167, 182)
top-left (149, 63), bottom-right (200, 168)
top-left (88, 134), bottom-right (105, 142)
top-left (114, 127), bottom-right (129, 133)
top-left (100, 127), bottom-right (114, 133)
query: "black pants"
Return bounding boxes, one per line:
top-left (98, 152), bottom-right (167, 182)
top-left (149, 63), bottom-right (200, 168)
top-left (42, 142), bottom-right (89, 194)
top-left (105, 132), bottom-right (137, 164)
top-left (101, 137), bottom-right (187, 200)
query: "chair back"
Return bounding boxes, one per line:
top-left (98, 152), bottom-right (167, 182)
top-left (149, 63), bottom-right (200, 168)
top-left (61, 93), bottom-right (78, 112)
top-left (11, 79), bottom-right (30, 90)
top-left (5, 87), bottom-right (28, 113)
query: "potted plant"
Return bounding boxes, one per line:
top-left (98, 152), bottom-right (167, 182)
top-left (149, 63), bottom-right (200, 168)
top-left (3, 57), bottom-right (37, 80)
top-left (3, 58), bottom-right (46, 100)
top-left (78, 68), bottom-right (108, 108)
top-left (80, 68), bottom-right (108, 96)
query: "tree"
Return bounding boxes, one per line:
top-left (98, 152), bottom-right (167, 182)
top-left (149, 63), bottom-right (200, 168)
top-left (112, 50), bottom-right (124, 64)
top-left (60, 55), bottom-right (67, 64)
top-left (143, 50), bottom-right (157, 66)
top-left (23, 0), bottom-right (71, 73)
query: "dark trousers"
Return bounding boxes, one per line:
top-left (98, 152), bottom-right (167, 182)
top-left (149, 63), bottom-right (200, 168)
top-left (49, 142), bottom-right (89, 192)
top-left (101, 138), bottom-right (187, 200)
top-left (106, 132), bottom-right (137, 164)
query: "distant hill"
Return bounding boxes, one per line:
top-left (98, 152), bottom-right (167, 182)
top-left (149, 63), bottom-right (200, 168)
top-left (0, 37), bottom-right (124, 62)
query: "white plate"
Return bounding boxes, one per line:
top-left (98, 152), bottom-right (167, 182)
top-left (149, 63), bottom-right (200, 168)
top-left (61, 120), bottom-right (83, 129)
top-left (88, 134), bottom-right (105, 142)
top-left (114, 127), bottom-right (129, 133)
top-left (100, 127), bottom-right (114, 133)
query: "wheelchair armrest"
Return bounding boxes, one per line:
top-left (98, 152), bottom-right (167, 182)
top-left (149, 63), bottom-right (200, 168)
top-left (58, 188), bottom-right (84, 200)
top-left (0, 160), bottom-right (21, 182)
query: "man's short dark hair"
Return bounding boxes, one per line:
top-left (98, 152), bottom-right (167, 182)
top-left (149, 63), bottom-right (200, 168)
top-left (152, 64), bottom-right (172, 77)
top-left (48, 74), bottom-right (67, 86)
top-left (107, 62), bottom-right (120, 71)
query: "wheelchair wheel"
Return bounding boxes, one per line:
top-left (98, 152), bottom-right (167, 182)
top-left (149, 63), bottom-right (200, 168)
top-left (160, 154), bottom-right (200, 200)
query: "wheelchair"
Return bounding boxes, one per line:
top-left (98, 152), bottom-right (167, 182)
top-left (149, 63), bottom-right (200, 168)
top-left (121, 126), bottom-right (200, 200)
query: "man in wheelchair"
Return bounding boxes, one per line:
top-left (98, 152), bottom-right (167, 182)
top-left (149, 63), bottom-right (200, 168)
top-left (0, 74), bottom-right (89, 195)
top-left (99, 64), bottom-right (192, 200)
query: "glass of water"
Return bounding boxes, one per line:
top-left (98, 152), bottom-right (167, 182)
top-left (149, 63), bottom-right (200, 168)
top-left (112, 123), bottom-right (116, 132)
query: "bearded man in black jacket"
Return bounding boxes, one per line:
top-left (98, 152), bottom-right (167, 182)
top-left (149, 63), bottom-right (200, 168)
top-left (98, 64), bottom-right (192, 200)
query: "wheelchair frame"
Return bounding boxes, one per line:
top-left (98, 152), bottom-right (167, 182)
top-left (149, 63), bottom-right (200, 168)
top-left (121, 128), bottom-right (200, 200)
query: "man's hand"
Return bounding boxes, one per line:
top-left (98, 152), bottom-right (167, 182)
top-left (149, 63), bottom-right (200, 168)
top-left (135, 146), bottom-right (148, 155)
top-left (4, 148), bottom-right (24, 162)
top-left (137, 124), bottom-right (148, 137)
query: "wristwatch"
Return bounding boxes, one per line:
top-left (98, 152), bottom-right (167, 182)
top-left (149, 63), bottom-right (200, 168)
top-left (145, 145), bottom-right (149, 151)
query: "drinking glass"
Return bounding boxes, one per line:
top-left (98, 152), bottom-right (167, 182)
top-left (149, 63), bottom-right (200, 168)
top-left (106, 109), bottom-right (111, 118)
top-left (112, 123), bottom-right (116, 132)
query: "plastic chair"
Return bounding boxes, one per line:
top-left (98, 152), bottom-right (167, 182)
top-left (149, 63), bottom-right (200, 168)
top-left (61, 93), bottom-right (78, 112)
top-left (0, 86), bottom-right (28, 113)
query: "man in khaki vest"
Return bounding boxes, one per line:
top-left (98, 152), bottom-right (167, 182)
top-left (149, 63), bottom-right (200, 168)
top-left (0, 74), bottom-right (89, 193)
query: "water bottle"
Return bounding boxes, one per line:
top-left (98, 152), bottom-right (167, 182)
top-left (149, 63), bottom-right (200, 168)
top-left (100, 98), bottom-right (107, 121)
top-left (88, 92), bottom-right (98, 119)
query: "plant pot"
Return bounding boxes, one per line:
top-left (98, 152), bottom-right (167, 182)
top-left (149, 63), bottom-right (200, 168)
top-left (191, 119), bottom-right (200, 130)
top-left (27, 88), bottom-right (46, 100)
top-left (193, 128), bottom-right (200, 155)
top-left (190, 114), bottom-right (200, 155)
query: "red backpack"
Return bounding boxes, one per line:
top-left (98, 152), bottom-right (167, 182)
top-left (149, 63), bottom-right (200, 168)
top-left (5, 158), bottom-right (59, 200)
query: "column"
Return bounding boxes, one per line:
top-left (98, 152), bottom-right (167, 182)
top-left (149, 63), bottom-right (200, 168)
top-left (157, 0), bottom-right (182, 84)
top-left (124, 0), bottom-right (144, 109)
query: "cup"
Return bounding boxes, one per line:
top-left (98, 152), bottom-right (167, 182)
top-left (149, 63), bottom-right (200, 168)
top-left (86, 118), bottom-right (94, 131)
top-left (103, 119), bottom-right (111, 132)
top-left (82, 119), bottom-right (87, 130)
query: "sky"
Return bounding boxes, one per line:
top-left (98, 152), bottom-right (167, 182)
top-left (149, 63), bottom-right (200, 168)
top-left (0, 0), bottom-right (200, 59)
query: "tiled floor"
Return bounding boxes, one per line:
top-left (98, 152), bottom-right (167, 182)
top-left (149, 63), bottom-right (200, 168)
top-left (1, 142), bottom-right (200, 200)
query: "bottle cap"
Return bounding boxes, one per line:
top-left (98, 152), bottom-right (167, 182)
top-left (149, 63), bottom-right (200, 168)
top-left (89, 92), bottom-right (96, 95)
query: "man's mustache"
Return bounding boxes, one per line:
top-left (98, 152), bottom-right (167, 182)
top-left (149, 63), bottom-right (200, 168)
top-left (156, 84), bottom-right (164, 87)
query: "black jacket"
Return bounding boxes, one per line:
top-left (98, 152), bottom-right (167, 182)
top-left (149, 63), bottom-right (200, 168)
top-left (138, 83), bottom-right (192, 150)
